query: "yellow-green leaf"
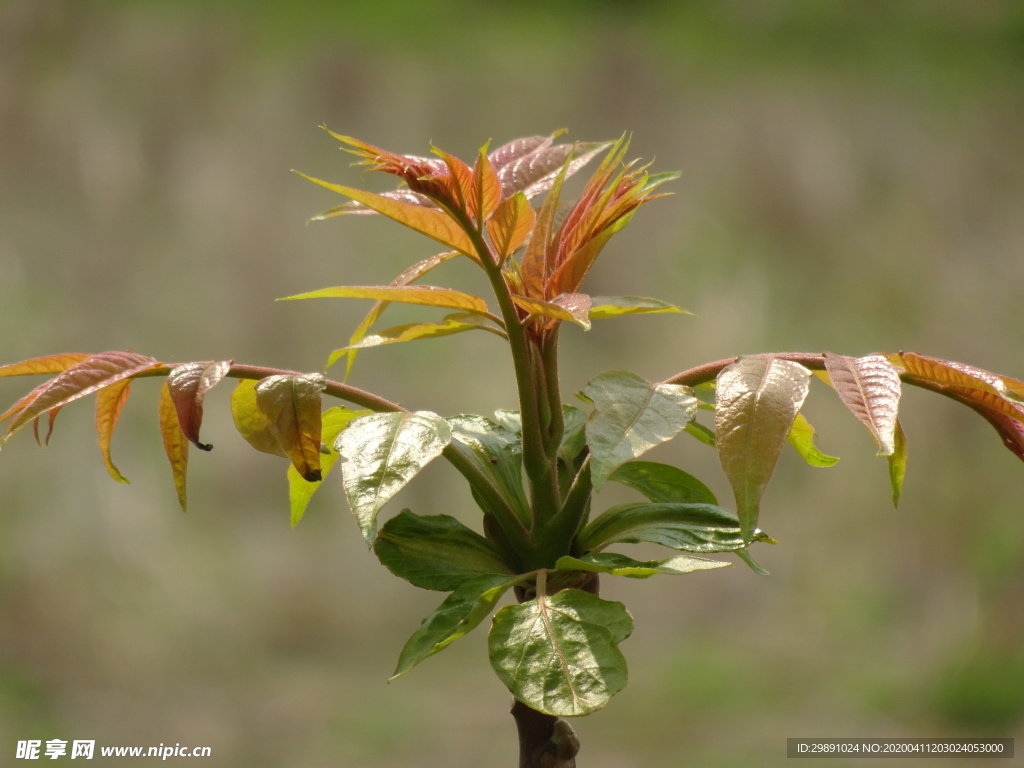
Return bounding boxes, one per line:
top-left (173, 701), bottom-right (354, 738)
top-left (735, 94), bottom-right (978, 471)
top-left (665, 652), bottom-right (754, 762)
top-left (588, 296), bottom-right (689, 320)
top-left (787, 412), bottom-right (840, 467)
top-left (230, 380), bottom-right (286, 457)
top-left (280, 285), bottom-right (491, 317)
top-left (158, 380), bottom-right (189, 511)
top-left (255, 373), bottom-right (326, 483)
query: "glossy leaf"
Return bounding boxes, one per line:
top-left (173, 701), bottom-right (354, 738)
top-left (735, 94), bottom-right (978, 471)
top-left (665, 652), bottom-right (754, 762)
top-left (230, 380), bottom-right (287, 457)
top-left (579, 502), bottom-right (773, 554)
top-left (716, 356), bottom-right (811, 543)
top-left (255, 374), bottom-right (326, 482)
top-left (556, 552), bottom-right (730, 578)
top-left (584, 371), bottom-right (698, 490)
top-left (294, 171), bottom-right (475, 256)
top-left (391, 574), bottom-right (521, 681)
top-left (287, 407), bottom-right (368, 527)
top-left (446, 415), bottom-right (530, 526)
top-left (491, 135), bottom-right (612, 200)
top-left (1, 351), bottom-right (164, 443)
top-left (787, 412), bottom-right (840, 467)
top-left (326, 315), bottom-right (502, 367)
top-left (607, 460), bottom-right (718, 505)
top-left (510, 293), bottom-right (592, 330)
top-left (158, 380), bottom-right (189, 511)
top-left (824, 352), bottom-right (901, 456)
top-left (336, 411), bottom-right (452, 543)
top-left (519, 149), bottom-right (571, 299)
top-left (95, 380), bottom-right (132, 483)
top-left (166, 361), bottom-right (232, 451)
top-left (888, 419), bottom-right (908, 508)
top-left (488, 585), bottom-right (632, 717)
top-left (588, 296), bottom-right (689, 320)
top-left (281, 285), bottom-right (491, 317)
top-left (373, 510), bottom-right (513, 591)
top-left (468, 143), bottom-right (502, 225)
top-left (485, 192), bottom-right (535, 261)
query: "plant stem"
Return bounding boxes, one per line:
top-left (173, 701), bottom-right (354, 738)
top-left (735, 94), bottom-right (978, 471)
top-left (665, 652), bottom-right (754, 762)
top-left (510, 700), bottom-right (579, 768)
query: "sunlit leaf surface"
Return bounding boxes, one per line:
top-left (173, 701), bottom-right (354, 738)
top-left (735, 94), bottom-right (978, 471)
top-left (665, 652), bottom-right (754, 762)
top-left (824, 352), bottom-right (901, 456)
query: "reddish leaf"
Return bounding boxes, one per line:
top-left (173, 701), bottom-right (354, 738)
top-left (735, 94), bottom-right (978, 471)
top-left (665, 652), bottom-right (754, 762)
top-left (510, 293), bottom-right (592, 331)
top-left (486, 192), bottom-right (536, 263)
top-left (1, 351), bottom-right (164, 444)
top-left (893, 352), bottom-right (1024, 425)
top-left (489, 133), bottom-right (612, 200)
top-left (823, 353), bottom-right (901, 456)
top-left (158, 380), bottom-right (189, 511)
top-left (96, 380), bottom-right (132, 483)
top-left (431, 146), bottom-right (475, 214)
top-left (469, 144), bottom-right (502, 226)
top-left (167, 361), bottom-right (232, 451)
top-left (255, 374), bottom-right (326, 482)
top-left (519, 153), bottom-right (571, 299)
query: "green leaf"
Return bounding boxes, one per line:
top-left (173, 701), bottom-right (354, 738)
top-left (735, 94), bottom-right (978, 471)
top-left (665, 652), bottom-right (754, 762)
top-left (559, 405), bottom-right (588, 466)
top-left (607, 460), bottom-right (718, 505)
top-left (556, 552), bottom-right (730, 578)
top-left (255, 373), bottom-right (326, 483)
top-left (579, 502), bottom-right (773, 554)
top-left (823, 352), bottom-right (901, 456)
top-left (280, 285), bottom-right (492, 317)
top-left (158, 380), bottom-right (189, 512)
top-left (166, 360), bottom-right (232, 451)
top-left (336, 411), bottom-right (452, 543)
top-left (584, 370), bottom-right (698, 490)
top-left (230, 379), bottom-right (287, 457)
top-left (888, 419), bottom-right (908, 508)
top-left (787, 412), bottom-right (840, 467)
top-left (446, 415), bottom-right (530, 526)
top-left (391, 574), bottom-right (522, 681)
top-left (588, 296), bottom-right (690, 320)
top-left (716, 356), bottom-right (812, 543)
top-left (287, 407), bottom-right (368, 527)
top-left (373, 510), bottom-right (514, 591)
top-left (293, 171), bottom-right (476, 256)
top-left (734, 547), bottom-right (771, 576)
top-left (684, 420), bottom-right (717, 447)
top-left (488, 584), bottom-right (633, 717)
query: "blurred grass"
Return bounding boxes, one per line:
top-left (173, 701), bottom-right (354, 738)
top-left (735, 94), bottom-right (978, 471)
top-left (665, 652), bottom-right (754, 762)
top-left (2, 1), bottom-right (1023, 765)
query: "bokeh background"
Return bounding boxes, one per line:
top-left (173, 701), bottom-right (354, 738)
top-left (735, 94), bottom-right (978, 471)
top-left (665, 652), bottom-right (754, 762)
top-left (2, 1), bottom-right (1024, 766)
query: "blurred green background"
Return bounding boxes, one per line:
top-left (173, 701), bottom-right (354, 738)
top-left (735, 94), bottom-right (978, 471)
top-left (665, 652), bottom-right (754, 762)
top-left (2, 1), bottom-right (1024, 765)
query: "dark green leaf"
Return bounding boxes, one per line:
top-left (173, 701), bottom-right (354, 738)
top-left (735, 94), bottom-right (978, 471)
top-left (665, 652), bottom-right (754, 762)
top-left (578, 502), bottom-right (773, 554)
top-left (488, 584), bottom-right (632, 716)
top-left (373, 510), bottom-right (513, 591)
top-left (608, 460), bottom-right (718, 505)
top-left (446, 415), bottom-right (530, 526)
top-left (555, 552), bottom-right (730, 578)
top-left (584, 370), bottom-right (698, 490)
top-left (337, 411), bottom-right (452, 543)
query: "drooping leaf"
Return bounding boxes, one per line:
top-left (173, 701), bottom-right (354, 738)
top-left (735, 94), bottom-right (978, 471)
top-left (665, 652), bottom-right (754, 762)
top-left (339, 250), bottom-right (459, 379)
top-left (1, 351), bottom-right (164, 443)
top-left (391, 573), bottom-right (522, 681)
top-left (588, 296), bottom-right (690, 320)
top-left (787, 412), bottom-right (840, 467)
top-left (607, 460), bottom-right (718, 505)
top-left (584, 370), bottom-right (698, 490)
top-left (488, 585), bottom-right (633, 717)
top-left (325, 314), bottom-right (503, 368)
top-left (166, 361), bottom-right (232, 451)
top-left (373, 510), bottom-right (514, 591)
top-left (824, 352), bottom-right (901, 456)
top-left (555, 552), bottom-right (730, 579)
top-left (716, 356), bottom-right (812, 543)
top-left (485, 192), bottom-right (535, 262)
top-left (888, 419), bottom-right (908, 508)
top-left (287, 407), bottom-right (368, 527)
top-left (0, 353), bottom-right (92, 379)
top-left (578, 502), bottom-right (774, 554)
top-left (230, 379), bottom-right (287, 457)
top-left (510, 293), bottom-right (592, 330)
top-left (95, 380), bottom-right (132, 483)
top-left (293, 171), bottom-right (475, 257)
top-left (158, 380), bottom-right (189, 511)
top-left (336, 411), bottom-right (452, 543)
top-left (280, 285), bottom-right (491, 317)
top-left (446, 415), bottom-right (530, 526)
top-left (255, 373), bottom-right (326, 483)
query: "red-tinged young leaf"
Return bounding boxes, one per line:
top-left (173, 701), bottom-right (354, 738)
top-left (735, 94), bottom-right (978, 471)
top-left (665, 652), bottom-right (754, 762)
top-left (519, 152), bottom-right (572, 299)
top-left (281, 285), bottom-right (492, 317)
top-left (510, 294), bottom-right (592, 330)
top-left (486, 192), bottom-right (536, 263)
top-left (167, 361), bottom-right (232, 451)
top-left (293, 171), bottom-right (476, 258)
top-left (974, 409), bottom-right (1024, 463)
top-left (823, 352), bottom-right (901, 456)
top-left (894, 353), bottom-right (1024, 422)
top-left (340, 251), bottom-right (459, 379)
top-left (716, 356), bottom-right (812, 543)
top-left (158, 380), bottom-right (189, 511)
top-left (255, 373), bottom-right (326, 483)
top-left (230, 380), bottom-right (287, 457)
top-left (888, 419), bottom-right (908, 507)
top-left (96, 380), bottom-right (132, 483)
top-left (491, 134), bottom-right (613, 201)
top-left (431, 146), bottom-right (475, 214)
top-left (0, 353), bottom-right (92, 378)
top-left (2, 351), bottom-right (164, 444)
top-left (469, 143), bottom-right (502, 226)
